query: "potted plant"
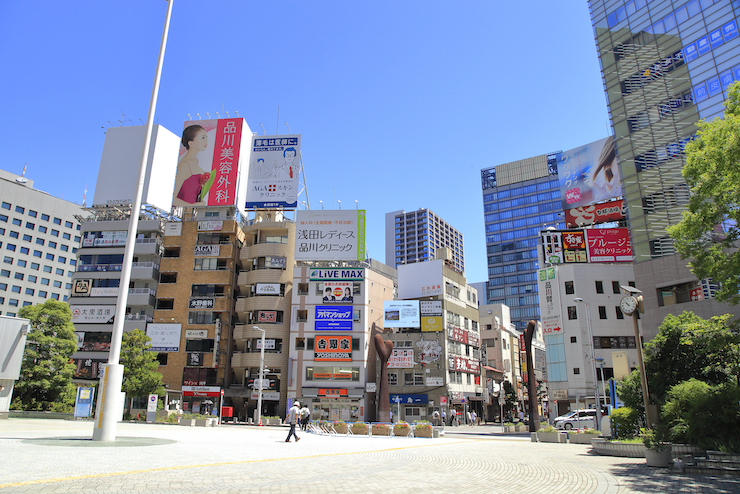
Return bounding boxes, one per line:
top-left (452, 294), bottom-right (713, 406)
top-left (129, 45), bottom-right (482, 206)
top-left (536, 425), bottom-right (563, 443)
top-left (393, 422), bottom-right (411, 436)
top-left (570, 427), bottom-right (600, 444)
top-left (503, 422), bottom-right (516, 433)
top-left (372, 423), bottom-right (391, 436)
top-left (642, 428), bottom-right (672, 467)
top-left (333, 420), bottom-right (347, 434)
top-left (515, 421), bottom-right (528, 432)
top-left (351, 422), bottom-right (368, 435)
top-left (414, 422), bottom-right (433, 438)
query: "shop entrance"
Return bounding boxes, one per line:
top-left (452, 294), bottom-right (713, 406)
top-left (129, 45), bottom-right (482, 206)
top-left (312, 400), bottom-right (360, 422)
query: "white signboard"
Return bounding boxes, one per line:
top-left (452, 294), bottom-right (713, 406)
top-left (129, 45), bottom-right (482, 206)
top-left (387, 349), bottom-right (415, 368)
top-left (70, 305), bottom-right (115, 324)
top-left (365, 382), bottom-right (377, 393)
top-left (294, 210), bottom-right (366, 261)
top-left (246, 134), bottom-right (301, 209)
top-left (255, 283), bottom-right (281, 295)
top-left (147, 394), bottom-right (158, 412)
top-left (250, 391), bottom-right (280, 401)
top-left (256, 339), bottom-right (276, 350)
top-left (538, 268), bottom-right (563, 335)
top-left (426, 377), bottom-right (444, 386)
top-left (397, 260), bottom-right (444, 299)
top-left (420, 301), bottom-right (442, 316)
top-left (194, 245), bottom-right (220, 257)
top-left (383, 300), bottom-right (420, 328)
top-left (186, 330), bottom-right (208, 339)
top-left (90, 287), bottom-right (119, 297)
top-left (146, 323), bottom-right (182, 352)
top-left (197, 220), bottom-right (223, 231)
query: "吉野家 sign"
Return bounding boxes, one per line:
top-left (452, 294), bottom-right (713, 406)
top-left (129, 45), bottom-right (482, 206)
top-left (314, 335), bottom-right (352, 361)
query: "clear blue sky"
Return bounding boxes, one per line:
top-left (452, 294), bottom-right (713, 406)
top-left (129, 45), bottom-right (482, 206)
top-left (1, 1), bottom-right (609, 286)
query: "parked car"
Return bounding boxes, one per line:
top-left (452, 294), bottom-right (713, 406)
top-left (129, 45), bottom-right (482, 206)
top-left (554, 409), bottom-right (597, 430)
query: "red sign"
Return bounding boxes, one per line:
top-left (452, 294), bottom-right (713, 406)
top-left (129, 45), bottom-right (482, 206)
top-left (519, 335), bottom-right (526, 353)
top-left (690, 287), bottom-right (704, 301)
top-left (314, 335), bottom-right (352, 361)
top-left (448, 326), bottom-right (469, 344)
top-left (184, 390), bottom-right (221, 397)
top-left (318, 388), bottom-right (348, 398)
top-left (585, 228), bottom-right (633, 262)
top-left (258, 310), bottom-right (277, 323)
top-left (565, 199), bottom-right (625, 228)
top-left (453, 356), bottom-right (480, 374)
top-left (440, 396), bottom-right (448, 405)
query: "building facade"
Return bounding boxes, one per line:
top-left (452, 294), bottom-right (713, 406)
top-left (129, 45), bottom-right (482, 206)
top-left (589, 0), bottom-right (740, 338)
top-left (0, 169), bottom-right (83, 316)
top-left (385, 209), bottom-right (464, 273)
top-left (480, 155), bottom-right (564, 331)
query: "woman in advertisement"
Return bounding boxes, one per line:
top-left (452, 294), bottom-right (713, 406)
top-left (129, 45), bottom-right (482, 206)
top-left (591, 136), bottom-right (621, 202)
top-left (174, 124), bottom-right (216, 205)
top-left (342, 286), bottom-right (353, 302)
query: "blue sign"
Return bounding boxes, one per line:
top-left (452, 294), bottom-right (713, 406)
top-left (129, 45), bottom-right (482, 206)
top-left (723, 20), bottom-right (738, 42)
top-left (721, 70), bottom-right (734, 90)
top-left (710, 28), bottom-right (724, 49)
top-left (314, 306), bottom-right (353, 331)
top-left (683, 43), bottom-right (698, 62)
top-left (390, 394), bottom-right (428, 405)
top-left (694, 83), bottom-right (708, 102)
top-left (733, 64), bottom-right (740, 82)
top-left (697, 36), bottom-right (711, 56)
top-left (73, 387), bottom-right (96, 418)
top-left (707, 76), bottom-right (722, 97)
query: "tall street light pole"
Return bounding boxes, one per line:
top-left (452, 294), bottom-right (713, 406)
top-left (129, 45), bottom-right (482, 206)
top-left (253, 326), bottom-right (266, 426)
top-left (92, 0), bottom-right (174, 442)
top-left (574, 298), bottom-right (602, 432)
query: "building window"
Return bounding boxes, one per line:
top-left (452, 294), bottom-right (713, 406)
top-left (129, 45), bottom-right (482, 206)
top-left (15, 206), bottom-right (24, 214)
top-left (0, 202), bottom-right (9, 210)
top-left (296, 310), bottom-right (307, 322)
top-left (612, 281), bottom-right (621, 294)
top-left (570, 336), bottom-right (577, 343)
top-left (388, 372), bottom-right (398, 386)
top-left (573, 368), bottom-right (580, 375)
top-left (616, 306), bottom-right (625, 320)
top-left (598, 306), bottom-right (607, 319)
top-left (567, 306), bottom-right (577, 320)
top-left (53, 218), bottom-right (61, 225)
top-left (38, 226), bottom-right (46, 233)
top-left (565, 281), bottom-right (574, 294)
top-left (404, 372), bottom-right (424, 386)
top-left (160, 273), bottom-right (177, 283)
top-left (595, 281), bottom-right (604, 294)
top-left (41, 213), bottom-right (49, 221)
top-left (297, 283), bottom-right (308, 295)
top-left (28, 210), bottom-right (37, 218)
top-left (156, 299), bottom-right (174, 310)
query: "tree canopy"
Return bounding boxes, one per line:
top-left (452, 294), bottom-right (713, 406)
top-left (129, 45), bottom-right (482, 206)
top-left (668, 81), bottom-right (740, 305)
top-left (120, 329), bottom-right (164, 411)
top-left (12, 300), bottom-right (77, 411)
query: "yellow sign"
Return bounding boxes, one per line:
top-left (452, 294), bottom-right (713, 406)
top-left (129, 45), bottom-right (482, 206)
top-left (421, 316), bottom-right (443, 332)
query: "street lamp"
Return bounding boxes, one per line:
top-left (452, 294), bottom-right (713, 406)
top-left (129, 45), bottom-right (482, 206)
top-left (574, 297), bottom-right (602, 431)
top-left (595, 356), bottom-right (607, 411)
top-left (319, 200), bottom-right (324, 210)
top-left (337, 200), bottom-right (341, 209)
top-left (252, 325), bottom-right (266, 426)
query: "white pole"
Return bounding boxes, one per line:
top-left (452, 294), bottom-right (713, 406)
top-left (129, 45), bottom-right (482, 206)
top-left (93, 0), bottom-right (174, 442)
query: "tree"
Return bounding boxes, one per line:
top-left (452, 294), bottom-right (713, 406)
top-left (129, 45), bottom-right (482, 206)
top-left (643, 312), bottom-right (739, 404)
top-left (120, 329), bottom-right (164, 415)
top-left (668, 81), bottom-right (740, 305)
top-left (616, 371), bottom-right (644, 418)
top-left (502, 380), bottom-right (518, 418)
top-left (11, 300), bottom-right (77, 411)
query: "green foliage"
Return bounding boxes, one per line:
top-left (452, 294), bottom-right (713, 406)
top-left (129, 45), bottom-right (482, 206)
top-left (644, 312), bottom-right (740, 403)
top-left (120, 329), bottom-right (164, 413)
top-left (538, 425), bottom-right (556, 433)
top-left (641, 427), bottom-right (671, 451)
top-left (610, 407), bottom-right (639, 440)
top-left (502, 381), bottom-right (517, 413)
top-left (12, 300), bottom-right (77, 411)
top-left (616, 372), bottom-right (644, 418)
top-left (661, 379), bottom-right (740, 453)
top-left (668, 81), bottom-right (740, 305)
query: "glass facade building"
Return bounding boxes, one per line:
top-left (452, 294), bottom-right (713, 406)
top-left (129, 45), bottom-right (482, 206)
top-left (481, 153), bottom-right (564, 331)
top-left (589, 0), bottom-right (740, 337)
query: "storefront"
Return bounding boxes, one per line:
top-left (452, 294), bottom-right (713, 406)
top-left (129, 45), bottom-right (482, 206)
top-left (301, 387), bottom-right (365, 422)
top-left (182, 385), bottom-right (222, 416)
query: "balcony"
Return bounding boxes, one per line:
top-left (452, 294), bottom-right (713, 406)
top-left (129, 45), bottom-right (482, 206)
top-left (237, 268), bottom-right (286, 287)
top-left (134, 237), bottom-right (163, 256)
top-left (241, 241), bottom-right (289, 261)
top-left (131, 262), bottom-right (159, 281)
top-left (234, 295), bottom-right (283, 314)
top-left (127, 288), bottom-right (156, 307)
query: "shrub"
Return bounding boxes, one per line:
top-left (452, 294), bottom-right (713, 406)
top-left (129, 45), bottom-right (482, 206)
top-left (415, 423), bottom-right (432, 431)
top-left (610, 407), bottom-right (639, 439)
top-left (641, 428), bottom-right (670, 451)
top-left (538, 425), bottom-right (556, 433)
top-left (393, 422), bottom-right (410, 430)
top-left (662, 379), bottom-right (740, 453)
top-left (580, 428), bottom-right (599, 435)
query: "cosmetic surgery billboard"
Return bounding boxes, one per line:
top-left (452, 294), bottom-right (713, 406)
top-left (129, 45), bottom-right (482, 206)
top-left (245, 134), bottom-right (301, 208)
top-left (295, 210), bottom-right (366, 261)
top-left (173, 118), bottom-right (250, 208)
top-left (557, 136), bottom-right (621, 209)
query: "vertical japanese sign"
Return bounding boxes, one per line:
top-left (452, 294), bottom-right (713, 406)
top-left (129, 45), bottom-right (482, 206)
top-left (585, 228), bottom-right (633, 262)
top-left (173, 118), bottom-right (246, 208)
top-left (295, 210), bottom-right (366, 261)
top-left (245, 134), bottom-right (301, 208)
top-left (538, 268), bottom-right (562, 335)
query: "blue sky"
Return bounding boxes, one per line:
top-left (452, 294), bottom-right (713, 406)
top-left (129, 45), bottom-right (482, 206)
top-left (1, 1), bottom-right (609, 286)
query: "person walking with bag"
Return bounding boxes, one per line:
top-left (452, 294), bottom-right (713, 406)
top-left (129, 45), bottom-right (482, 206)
top-left (285, 401), bottom-right (301, 442)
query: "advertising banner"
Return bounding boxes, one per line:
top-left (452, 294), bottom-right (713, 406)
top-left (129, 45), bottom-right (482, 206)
top-left (73, 387), bottom-right (96, 418)
top-left (390, 394), bottom-right (428, 405)
top-left (83, 231), bottom-right (127, 247)
top-left (426, 377), bottom-right (444, 386)
top-left (314, 335), bottom-right (352, 361)
top-left (182, 385), bottom-right (221, 397)
top-left (189, 298), bottom-right (214, 309)
top-left (416, 337), bottom-right (442, 365)
top-left (309, 268), bottom-right (364, 281)
top-left (453, 356), bottom-right (481, 374)
top-left (72, 279), bottom-right (92, 297)
top-left (397, 259), bottom-right (444, 299)
top-left (383, 300), bottom-right (420, 328)
top-left (421, 316), bottom-right (443, 332)
top-left (258, 310), bottom-right (277, 323)
top-left (322, 281), bottom-right (354, 303)
top-left (557, 136), bottom-right (621, 209)
top-left (295, 210), bottom-right (366, 261)
top-left (71, 306), bottom-right (115, 324)
top-left (264, 256), bottom-right (286, 269)
top-left (538, 268), bottom-right (562, 335)
top-left (255, 283), bottom-right (281, 295)
top-left (542, 230), bottom-right (588, 264)
top-left (314, 306), bottom-right (353, 331)
top-left (420, 301), bottom-right (442, 316)
top-left (246, 134), bottom-right (301, 208)
top-left (387, 349), bottom-right (415, 368)
top-left (146, 323), bottom-right (182, 352)
top-left (73, 358), bottom-right (105, 379)
top-left (194, 245), bottom-right (220, 257)
top-left (255, 339), bottom-right (276, 350)
top-left (186, 329), bottom-right (208, 338)
top-left (90, 287), bottom-right (119, 297)
top-left (585, 228), bottom-right (633, 262)
top-left (174, 118), bottom-right (247, 208)
top-left (197, 220), bottom-right (223, 231)
top-left (565, 199), bottom-right (625, 228)
top-left (448, 326), bottom-right (469, 344)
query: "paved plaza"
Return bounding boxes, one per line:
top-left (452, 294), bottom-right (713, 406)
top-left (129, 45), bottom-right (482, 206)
top-left (1, 419), bottom-right (739, 493)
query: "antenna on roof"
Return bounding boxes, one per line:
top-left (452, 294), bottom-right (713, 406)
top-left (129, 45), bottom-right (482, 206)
top-left (82, 184), bottom-right (88, 207)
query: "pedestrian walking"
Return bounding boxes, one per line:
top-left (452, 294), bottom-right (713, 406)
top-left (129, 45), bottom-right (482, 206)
top-left (466, 410), bottom-right (472, 425)
top-left (471, 411), bottom-right (477, 426)
top-left (450, 408), bottom-right (457, 426)
top-left (432, 409), bottom-right (440, 426)
top-left (285, 401), bottom-right (301, 442)
top-left (441, 409), bottom-right (446, 426)
top-left (300, 404), bottom-right (310, 431)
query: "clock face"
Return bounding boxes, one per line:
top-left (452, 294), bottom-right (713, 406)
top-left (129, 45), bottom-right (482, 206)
top-left (620, 296), bottom-right (637, 315)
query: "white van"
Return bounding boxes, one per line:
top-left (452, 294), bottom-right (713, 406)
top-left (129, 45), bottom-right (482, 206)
top-left (554, 409), bottom-right (597, 430)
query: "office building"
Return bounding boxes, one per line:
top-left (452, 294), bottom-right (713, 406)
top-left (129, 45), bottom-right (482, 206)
top-left (589, 0), bottom-right (740, 338)
top-left (480, 154), bottom-right (564, 331)
top-left (0, 169), bottom-right (84, 316)
top-left (385, 208), bottom-right (464, 274)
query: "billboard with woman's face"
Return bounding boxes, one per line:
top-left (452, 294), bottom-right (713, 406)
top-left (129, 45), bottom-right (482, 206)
top-left (173, 118), bottom-right (249, 208)
top-left (557, 136), bottom-right (622, 210)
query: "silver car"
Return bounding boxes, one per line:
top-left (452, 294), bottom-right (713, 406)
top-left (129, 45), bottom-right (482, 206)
top-left (554, 409), bottom-right (597, 430)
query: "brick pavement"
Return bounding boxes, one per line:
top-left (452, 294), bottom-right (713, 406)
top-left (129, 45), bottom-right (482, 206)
top-left (0, 419), bottom-right (739, 493)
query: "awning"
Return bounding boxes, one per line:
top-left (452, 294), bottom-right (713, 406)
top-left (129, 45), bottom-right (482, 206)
top-left (483, 366), bottom-right (504, 373)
